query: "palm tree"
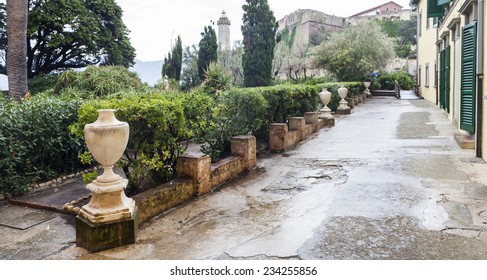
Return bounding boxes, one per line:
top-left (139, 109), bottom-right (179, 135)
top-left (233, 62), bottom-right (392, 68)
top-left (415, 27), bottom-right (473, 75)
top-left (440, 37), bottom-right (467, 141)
top-left (6, 0), bottom-right (28, 100)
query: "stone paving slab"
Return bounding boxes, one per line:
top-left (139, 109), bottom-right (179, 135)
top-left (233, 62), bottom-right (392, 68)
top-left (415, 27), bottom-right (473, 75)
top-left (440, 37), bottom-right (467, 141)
top-left (0, 205), bottom-right (56, 230)
top-left (9, 177), bottom-right (90, 214)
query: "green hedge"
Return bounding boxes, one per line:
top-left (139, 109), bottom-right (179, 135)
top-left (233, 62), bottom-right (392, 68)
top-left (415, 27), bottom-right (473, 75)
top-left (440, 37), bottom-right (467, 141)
top-left (70, 92), bottom-right (202, 191)
top-left (0, 95), bottom-right (85, 196)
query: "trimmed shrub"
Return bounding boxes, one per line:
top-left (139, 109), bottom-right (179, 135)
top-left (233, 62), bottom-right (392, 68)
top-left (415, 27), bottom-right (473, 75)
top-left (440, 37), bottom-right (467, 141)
top-left (199, 88), bottom-right (268, 161)
top-left (377, 71), bottom-right (414, 90)
top-left (0, 94), bottom-right (85, 196)
top-left (70, 93), bottom-right (193, 191)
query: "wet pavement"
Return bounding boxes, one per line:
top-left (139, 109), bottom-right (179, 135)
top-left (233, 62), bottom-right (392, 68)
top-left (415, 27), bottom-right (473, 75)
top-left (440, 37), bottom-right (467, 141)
top-left (3, 94), bottom-right (487, 260)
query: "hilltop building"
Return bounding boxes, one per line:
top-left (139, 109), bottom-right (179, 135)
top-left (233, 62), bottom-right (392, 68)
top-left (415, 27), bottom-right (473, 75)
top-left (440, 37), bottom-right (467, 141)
top-left (217, 11), bottom-right (231, 51)
top-left (276, 9), bottom-right (347, 48)
top-left (349, 1), bottom-right (413, 22)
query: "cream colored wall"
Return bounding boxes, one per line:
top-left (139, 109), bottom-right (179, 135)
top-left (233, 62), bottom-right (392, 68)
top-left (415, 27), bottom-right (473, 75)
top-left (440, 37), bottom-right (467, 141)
top-left (417, 1), bottom-right (438, 104)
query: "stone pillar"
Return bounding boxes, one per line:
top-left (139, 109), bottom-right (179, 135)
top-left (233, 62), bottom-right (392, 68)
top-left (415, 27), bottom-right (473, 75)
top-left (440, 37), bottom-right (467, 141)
top-left (269, 123), bottom-right (288, 151)
top-left (305, 112), bottom-right (319, 132)
top-left (289, 117), bottom-right (306, 140)
top-left (231, 135), bottom-right (257, 171)
top-left (177, 154), bottom-right (211, 196)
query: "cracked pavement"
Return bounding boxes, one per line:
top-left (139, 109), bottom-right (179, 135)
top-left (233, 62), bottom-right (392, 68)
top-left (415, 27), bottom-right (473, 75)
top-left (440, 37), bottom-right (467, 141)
top-left (3, 95), bottom-right (487, 260)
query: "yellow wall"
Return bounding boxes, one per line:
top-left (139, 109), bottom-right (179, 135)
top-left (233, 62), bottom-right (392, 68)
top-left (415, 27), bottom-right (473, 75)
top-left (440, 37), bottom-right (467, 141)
top-left (417, 1), bottom-right (439, 104)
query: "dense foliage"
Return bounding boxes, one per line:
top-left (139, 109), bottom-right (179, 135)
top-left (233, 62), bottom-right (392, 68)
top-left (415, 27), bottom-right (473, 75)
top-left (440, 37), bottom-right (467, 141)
top-left (313, 21), bottom-right (395, 82)
top-left (0, 0), bottom-right (135, 78)
top-left (54, 66), bottom-right (146, 98)
top-left (197, 26), bottom-right (218, 81)
top-left (376, 16), bottom-right (417, 58)
top-left (181, 45), bottom-right (201, 91)
top-left (0, 95), bottom-right (85, 196)
top-left (162, 35), bottom-right (183, 81)
top-left (242, 0), bottom-right (277, 87)
top-left (374, 71), bottom-right (414, 90)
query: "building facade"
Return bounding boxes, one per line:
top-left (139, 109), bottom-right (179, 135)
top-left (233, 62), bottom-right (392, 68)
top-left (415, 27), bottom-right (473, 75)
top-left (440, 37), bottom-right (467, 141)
top-left (349, 1), bottom-right (413, 22)
top-left (217, 11), bottom-right (231, 51)
top-left (277, 9), bottom-right (346, 48)
top-left (412, 0), bottom-right (486, 158)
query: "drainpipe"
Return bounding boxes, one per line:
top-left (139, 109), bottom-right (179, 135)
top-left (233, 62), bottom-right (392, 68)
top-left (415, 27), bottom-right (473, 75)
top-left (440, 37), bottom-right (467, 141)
top-left (477, 0), bottom-right (484, 158)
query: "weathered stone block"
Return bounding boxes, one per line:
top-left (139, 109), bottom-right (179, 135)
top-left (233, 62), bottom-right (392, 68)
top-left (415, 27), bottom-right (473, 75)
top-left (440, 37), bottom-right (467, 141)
top-left (269, 123), bottom-right (288, 151)
top-left (289, 117), bottom-right (306, 140)
top-left (76, 211), bottom-right (138, 253)
top-left (176, 154), bottom-right (211, 196)
top-left (305, 112), bottom-right (319, 132)
top-left (231, 135), bottom-right (256, 171)
top-left (134, 178), bottom-right (194, 225)
top-left (210, 157), bottom-right (245, 188)
top-left (336, 108), bottom-right (351, 115)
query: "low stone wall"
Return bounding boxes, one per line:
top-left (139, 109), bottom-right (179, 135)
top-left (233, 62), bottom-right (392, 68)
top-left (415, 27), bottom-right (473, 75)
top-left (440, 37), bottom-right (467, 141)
top-left (134, 135), bottom-right (256, 225)
top-left (269, 112), bottom-right (326, 152)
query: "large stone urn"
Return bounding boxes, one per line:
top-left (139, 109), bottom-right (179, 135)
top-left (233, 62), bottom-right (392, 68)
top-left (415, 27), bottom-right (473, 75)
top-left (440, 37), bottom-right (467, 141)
top-left (336, 86), bottom-right (351, 115)
top-left (319, 88), bottom-right (335, 126)
top-left (364, 81), bottom-right (371, 97)
top-left (76, 109), bottom-right (137, 252)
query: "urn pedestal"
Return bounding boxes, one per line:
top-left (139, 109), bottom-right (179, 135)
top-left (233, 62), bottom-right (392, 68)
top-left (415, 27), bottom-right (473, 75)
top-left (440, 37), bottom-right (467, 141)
top-left (336, 86), bottom-right (351, 115)
top-left (364, 81), bottom-right (371, 97)
top-left (76, 109), bottom-right (138, 252)
top-left (319, 88), bottom-right (335, 126)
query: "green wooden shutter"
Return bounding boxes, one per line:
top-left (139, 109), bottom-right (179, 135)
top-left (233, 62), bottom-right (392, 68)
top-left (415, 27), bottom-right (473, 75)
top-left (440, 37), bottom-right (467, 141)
top-left (445, 45), bottom-right (451, 113)
top-left (438, 0), bottom-right (452, 5)
top-left (428, 0), bottom-right (444, 18)
top-left (460, 23), bottom-right (477, 133)
top-left (439, 49), bottom-right (446, 109)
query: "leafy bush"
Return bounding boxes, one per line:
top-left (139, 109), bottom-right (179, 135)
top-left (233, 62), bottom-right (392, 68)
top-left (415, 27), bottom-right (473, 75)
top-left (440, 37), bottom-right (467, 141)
top-left (377, 71), bottom-right (414, 90)
top-left (199, 89), bottom-right (267, 161)
top-left (201, 62), bottom-right (231, 95)
top-left (70, 93), bottom-right (193, 191)
top-left (55, 66), bottom-right (146, 98)
top-left (0, 94), bottom-right (85, 196)
top-left (28, 74), bottom-right (58, 95)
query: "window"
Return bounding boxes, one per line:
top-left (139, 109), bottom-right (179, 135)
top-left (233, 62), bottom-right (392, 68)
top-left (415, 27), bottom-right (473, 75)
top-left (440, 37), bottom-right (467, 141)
top-left (419, 12), bottom-right (422, 36)
top-left (418, 66), bottom-right (422, 86)
top-left (425, 63), bottom-right (430, 87)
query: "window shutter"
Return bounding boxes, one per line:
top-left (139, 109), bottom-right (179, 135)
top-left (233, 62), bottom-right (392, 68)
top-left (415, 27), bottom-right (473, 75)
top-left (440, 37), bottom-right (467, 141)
top-left (439, 49), bottom-right (446, 109)
top-left (445, 45), bottom-right (451, 113)
top-left (460, 23), bottom-right (477, 133)
top-left (428, 0), bottom-right (444, 18)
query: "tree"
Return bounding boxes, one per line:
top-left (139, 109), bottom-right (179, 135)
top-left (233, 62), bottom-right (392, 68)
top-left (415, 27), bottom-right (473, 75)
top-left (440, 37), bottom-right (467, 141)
top-left (162, 35), bottom-right (183, 81)
top-left (0, 0), bottom-right (135, 78)
top-left (180, 44), bottom-right (201, 91)
top-left (313, 21), bottom-right (395, 81)
top-left (241, 0), bottom-right (277, 87)
top-left (218, 40), bottom-right (244, 86)
top-left (197, 25), bottom-right (218, 81)
top-left (274, 42), bottom-right (318, 83)
top-left (376, 16), bottom-right (417, 58)
top-left (6, 0), bottom-right (28, 100)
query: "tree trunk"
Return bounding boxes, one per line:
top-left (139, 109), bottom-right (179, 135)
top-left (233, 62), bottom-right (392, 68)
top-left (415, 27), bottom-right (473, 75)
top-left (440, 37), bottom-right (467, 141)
top-left (6, 0), bottom-right (28, 100)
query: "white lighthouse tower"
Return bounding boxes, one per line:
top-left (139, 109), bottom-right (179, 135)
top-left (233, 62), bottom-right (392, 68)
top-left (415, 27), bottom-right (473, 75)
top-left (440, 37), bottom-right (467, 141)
top-left (217, 10), bottom-right (231, 51)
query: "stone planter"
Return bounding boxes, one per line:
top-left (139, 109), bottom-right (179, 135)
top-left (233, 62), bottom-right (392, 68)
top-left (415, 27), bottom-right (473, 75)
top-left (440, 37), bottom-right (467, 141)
top-left (336, 86), bottom-right (351, 115)
top-left (319, 88), bottom-right (334, 126)
top-left (76, 109), bottom-right (137, 252)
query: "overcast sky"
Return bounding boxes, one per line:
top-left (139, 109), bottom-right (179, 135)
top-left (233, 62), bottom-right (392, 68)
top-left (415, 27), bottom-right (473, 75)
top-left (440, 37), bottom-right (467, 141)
top-left (116, 0), bottom-right (413, 62)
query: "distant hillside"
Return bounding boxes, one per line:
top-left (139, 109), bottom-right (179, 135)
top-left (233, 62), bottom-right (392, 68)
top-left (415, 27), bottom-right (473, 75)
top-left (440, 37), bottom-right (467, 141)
top-left (130, 59), bottom-right (163, 86)
top-left (0, 60), bottom-right (163, 91)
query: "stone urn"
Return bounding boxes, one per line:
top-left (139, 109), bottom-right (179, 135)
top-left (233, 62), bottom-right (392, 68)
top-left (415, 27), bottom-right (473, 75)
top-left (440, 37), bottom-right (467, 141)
top-left (364, 81), bottom-right (371, 97)
top-left (336, 86), bottom-right (351, 115)
top-left (80, 109), bottom-right (135, 224)
top-left (319, 88), bottom-right (335, 125)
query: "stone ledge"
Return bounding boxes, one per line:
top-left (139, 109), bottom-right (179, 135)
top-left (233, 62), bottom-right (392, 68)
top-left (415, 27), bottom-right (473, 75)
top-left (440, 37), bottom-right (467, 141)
top-left (269, 112), bottom-right (328, 152)
top-left (454, 132), bottom-right (475, 150)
